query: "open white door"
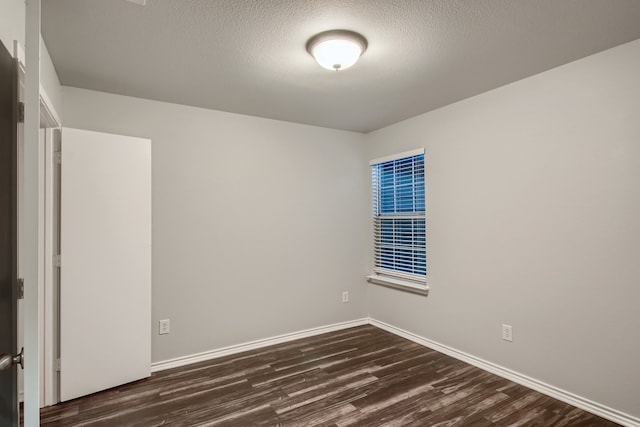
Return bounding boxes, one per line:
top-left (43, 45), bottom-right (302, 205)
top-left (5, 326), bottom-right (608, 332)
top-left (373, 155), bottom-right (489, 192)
top-left (59, 128), bottom-right (151, 402)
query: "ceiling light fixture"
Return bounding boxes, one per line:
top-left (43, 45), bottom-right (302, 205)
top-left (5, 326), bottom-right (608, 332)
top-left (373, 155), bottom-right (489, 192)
top-left (306, 30), bottom-right (368, 71)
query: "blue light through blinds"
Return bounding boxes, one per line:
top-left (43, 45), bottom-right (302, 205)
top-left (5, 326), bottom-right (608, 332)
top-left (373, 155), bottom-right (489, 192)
top-left (372, 153), bottom-right (426, 278)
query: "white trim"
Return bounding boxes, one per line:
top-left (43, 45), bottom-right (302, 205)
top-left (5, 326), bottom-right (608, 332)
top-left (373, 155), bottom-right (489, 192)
top-left (13, 40), bottom-right (25, 73)
top-left (42, 129), bottom-right (58, 406)
top-left (39, 89), bottom-right (61, 129)
top-left (372, 268), bottom-right (426, 283)
top-left (13, 42), bottom-right (62, 129)
top-left (369, 318), bottom-right (640, 427)
top-left (369, 148), bottom-right (424, 165)
top-left (37, 130), bottom-right (45, 408)
top-left (23, 0), bottom-right (42, 423)
top-left (366, 274), bottom-right (428, 295)
top-left (150, 318), bottom-right (369, 373)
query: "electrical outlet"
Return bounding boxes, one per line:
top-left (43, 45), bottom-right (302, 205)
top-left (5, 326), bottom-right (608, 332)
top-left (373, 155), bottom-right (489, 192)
top-left (342, 291), bottom-right (349, 303)
top-left (159, 319), bottom-right (170, 335)
top-left (502, 324), bottom-right (513, 342)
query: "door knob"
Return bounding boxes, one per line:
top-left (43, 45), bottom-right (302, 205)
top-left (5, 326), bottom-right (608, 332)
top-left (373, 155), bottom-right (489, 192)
top-left (0, 347), bottom-right (24, 371)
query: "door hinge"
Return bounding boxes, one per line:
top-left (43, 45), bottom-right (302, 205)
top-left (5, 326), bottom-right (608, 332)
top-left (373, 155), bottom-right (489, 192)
top-left (54, 152), bottom-right (61, 164)
top-left (17, 278), bottom-right (24, 300)
top-left (17, 102), bottom-right (24, 123)
top-left (54, 254), bottom-right (61, 268)
top-left (55, 358), bottom-right (61, 372)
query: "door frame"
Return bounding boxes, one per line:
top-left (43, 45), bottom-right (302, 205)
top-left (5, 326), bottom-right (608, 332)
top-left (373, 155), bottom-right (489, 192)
top-left (41, 127), bottom-right (60, 406)
top-left (13, 39), bottom-right (61, 408)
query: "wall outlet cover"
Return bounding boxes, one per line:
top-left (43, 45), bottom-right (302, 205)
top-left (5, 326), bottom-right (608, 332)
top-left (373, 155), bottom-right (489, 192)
top-left (159, 319), bottom-right (170, 335)
top-left (502, 324), bottom-right (513, 342)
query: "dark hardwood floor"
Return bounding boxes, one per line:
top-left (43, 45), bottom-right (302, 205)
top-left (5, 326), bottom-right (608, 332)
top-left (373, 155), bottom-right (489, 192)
top-left (39, 325), bottom-right (619, 426)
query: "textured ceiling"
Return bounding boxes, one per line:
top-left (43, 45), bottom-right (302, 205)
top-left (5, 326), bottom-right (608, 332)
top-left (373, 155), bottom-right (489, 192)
top-left (42, 0), bottom-right (640, 133)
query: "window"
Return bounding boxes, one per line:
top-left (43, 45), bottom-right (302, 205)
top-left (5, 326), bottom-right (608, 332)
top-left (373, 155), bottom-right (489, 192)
top-left (368, 149), bottom-right (427, 294)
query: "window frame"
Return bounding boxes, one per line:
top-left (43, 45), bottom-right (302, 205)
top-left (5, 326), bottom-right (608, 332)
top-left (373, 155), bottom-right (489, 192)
top-left (367, 148), bottom-right (428, 295)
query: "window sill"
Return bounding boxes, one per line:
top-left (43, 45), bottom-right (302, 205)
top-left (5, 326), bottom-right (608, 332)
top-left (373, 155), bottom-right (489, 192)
top-left (366, 274), bottom-right (429, 296)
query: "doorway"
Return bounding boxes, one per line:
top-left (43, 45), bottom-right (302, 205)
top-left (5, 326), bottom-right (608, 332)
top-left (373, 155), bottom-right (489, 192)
top-left (11, 41), bottom-right (62, 411)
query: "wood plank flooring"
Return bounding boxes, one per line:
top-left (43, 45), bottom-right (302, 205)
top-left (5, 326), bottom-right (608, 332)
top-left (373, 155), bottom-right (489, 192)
top-left (39, 325), bottom-right (619, 426)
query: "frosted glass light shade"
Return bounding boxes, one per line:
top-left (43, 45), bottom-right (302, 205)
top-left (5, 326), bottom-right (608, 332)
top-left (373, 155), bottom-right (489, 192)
top-left (307, 30), bottom-right (367, 71)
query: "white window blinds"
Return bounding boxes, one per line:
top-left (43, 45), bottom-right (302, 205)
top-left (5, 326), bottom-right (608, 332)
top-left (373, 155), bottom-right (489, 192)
top-left (371, 150), bottom-right (426, 283)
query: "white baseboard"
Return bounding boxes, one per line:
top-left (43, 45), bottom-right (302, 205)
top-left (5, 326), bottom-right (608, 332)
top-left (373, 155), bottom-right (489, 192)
top-left (369, 318), bottom-right (640, 427)
top-left (151, 318), bottom-right (369, 373)
top-left (150, 316), bottom-right (638, 426)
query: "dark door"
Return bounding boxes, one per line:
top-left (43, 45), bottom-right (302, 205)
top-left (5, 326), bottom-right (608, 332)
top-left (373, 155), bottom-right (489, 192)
top-left (0, 41), bottom-right (19, 426)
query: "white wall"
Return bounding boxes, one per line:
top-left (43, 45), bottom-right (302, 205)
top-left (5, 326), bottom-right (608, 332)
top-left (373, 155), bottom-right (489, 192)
top-left (61, 87), bottom-right (369, 363)
top-left (0, 0), bottom-right (24, 55)
top-left (365, 39), bottom-right (640, 418)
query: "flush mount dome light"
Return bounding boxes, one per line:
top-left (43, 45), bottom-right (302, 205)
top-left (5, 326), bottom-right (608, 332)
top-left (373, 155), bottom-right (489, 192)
top-left (306, 30), bottom-right (368, 71)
